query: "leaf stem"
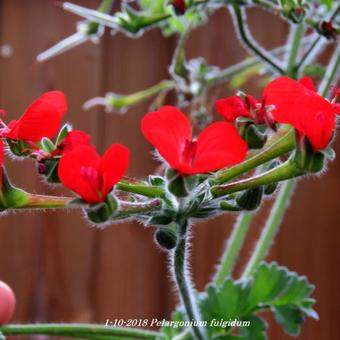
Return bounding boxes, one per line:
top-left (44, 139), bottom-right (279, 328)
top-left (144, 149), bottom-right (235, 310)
top-left (0, 324), bottom-right (161, 339)
top-left (213, 212), bottom-right (253, 285)
top-left (231, 3), bottom-right (284, 75)
top-left (241, 180), bottom-right (296, 278)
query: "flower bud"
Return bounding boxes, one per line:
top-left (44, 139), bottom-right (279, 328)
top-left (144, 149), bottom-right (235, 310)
top-left (171, 0), bottom-right (186, 15)
top-left (85, 195), bottom-right (118, 224)
top-left (38, 159), bottom-right (60, 183)
top-left (236, 186), bottom-right (263, 211)
top-left (154, 226), bottom-right (178, 250)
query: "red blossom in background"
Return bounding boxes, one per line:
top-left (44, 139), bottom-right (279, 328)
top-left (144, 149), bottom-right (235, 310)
top-left (58, 144), bottom-right (129, 203)
top-left (263, 76), bottom-right (338, 151)
top-left (141, 106), bottom-right (248, 175)
top-left (1, 91), bottom-right (67, 141)
top-left (0, 91), bottom-right (67, 186)
top-left (216, 94), bottom-right (276, 129)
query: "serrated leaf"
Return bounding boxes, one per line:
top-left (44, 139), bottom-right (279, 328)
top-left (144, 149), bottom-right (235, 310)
top-left (239, 315), bottom-right (267, 340)
top-left (273, 305), bottom-right (303, 336)
top-left (198, 262), bottom-right (317, 339)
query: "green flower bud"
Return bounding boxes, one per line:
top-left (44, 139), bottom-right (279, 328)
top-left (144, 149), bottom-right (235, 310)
top-left (154, 227), bottom-right (178, 250)
top-left (236, 186), bottom-right (263, 211)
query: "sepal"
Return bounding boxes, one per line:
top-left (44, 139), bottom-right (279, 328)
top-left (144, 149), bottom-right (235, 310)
top-left (85, 195), bottom-right (118, 224)
top-left (237, 120), bottom-right (267, 149)
top-left (293, 137), bottom-right (326, 173)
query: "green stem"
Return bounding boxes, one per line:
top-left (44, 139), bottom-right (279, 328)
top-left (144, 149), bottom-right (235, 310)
top-left (172, 236), bottom-right (206, 340)
top-left (286, 23), bottom-right (304, 77)
top-left (17, 194), bottom-right (74, 209)
top-left (213, 212), bottom-right (253, 285)
top-left (116, 182), bottom-right (164, 198)
top-left (241, 180), bottom-right (296, 278)
top-left (211, 159), bottom-right (302, 198)
top-left (297, 4), bottom-right (340, 71)
top-left (114, 199), bottom-right (162, 219)
top-left (318, 45), bottom-right (340, 97)
top-left (211, 125), bottom-right (295, 185)
top-left (206, 35), bottom-right (314, 86)
top-left (231, 3), bottom-right (284, 75)
top-left (0, 324), bottom-right (161, 339)
top-left (101, 80), bottom-right (174, 111)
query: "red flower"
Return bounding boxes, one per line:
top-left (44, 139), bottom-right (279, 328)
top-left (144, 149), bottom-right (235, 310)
top-left (0, 91), bottom-right (67, 187)
top-left (263, 76), bottom-right (337, 151)
top-left (58, 144), bottom-right (129, 203)
top-left (216, 95), bottom-right (275, 128)
top-left (2, 91), bottom-right (67, 141)
top-left (55, 130), bottom-right (92, 155)
top-left (141, 106), bottom-right (248, 175)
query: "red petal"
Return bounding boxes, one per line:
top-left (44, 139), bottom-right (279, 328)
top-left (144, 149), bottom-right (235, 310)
top-left (179, 122), bottom-right (248, 174)
top-left (216, 96), bottom-right (252, 122)
top-left (263, 76), bottom-right (312, 124)
top-left (61, 130), bottom-right (92, 153)
top-left (293, 96), bottom-right (335, 151)
top-left (0, 140), bottom-right (3, 187)
top-left (100, 144), bottom-right (129, 197)
top-left (58, 145), bottom-right (102, 203)
top-left (299, 76), bottom-right (316, 92)
top-left (6, 91), bottom-right (67, 141)
top-left (141, 106), bottom-right (192, 169)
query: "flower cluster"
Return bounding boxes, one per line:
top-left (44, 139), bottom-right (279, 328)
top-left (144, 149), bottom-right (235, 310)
top-left (0, 76), bottom-right (338, 208)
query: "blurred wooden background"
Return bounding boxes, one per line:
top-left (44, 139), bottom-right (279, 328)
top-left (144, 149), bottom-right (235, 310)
top-left (0, 1), bottom-right (339, 339)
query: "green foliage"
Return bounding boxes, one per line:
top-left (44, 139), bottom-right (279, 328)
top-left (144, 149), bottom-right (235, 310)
top-left (198, 262), bottom-right (317, 339)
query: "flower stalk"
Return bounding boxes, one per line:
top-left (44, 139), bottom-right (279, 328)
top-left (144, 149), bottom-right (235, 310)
top-left (172, 233), bottom-right (206, 340)
top-left (0, 324), bottom-right (161, 339)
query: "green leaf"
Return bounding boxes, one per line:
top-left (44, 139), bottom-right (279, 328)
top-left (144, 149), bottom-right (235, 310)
top-left (239, 315), bottom-right (267, 340)
top-left (273, 305), bottom-right (303, 336)
top-left (198, 262), bottom-right (317, 339)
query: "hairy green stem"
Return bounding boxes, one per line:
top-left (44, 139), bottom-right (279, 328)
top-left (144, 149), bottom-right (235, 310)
top-left (241, 180), bottom-right (296, 278)
top-left (101, 80), bottom-right (174, 111)
top-left (17, 194), bottom-right (74, 209)
top-left (297, 4), bottom-right (340, 71)
top-left (207, 35), bottom-right (314, 86)
top-left (172, 236), bottom-right (206, 340)
top-left (213, 212), bottom-right (253, 284)
top-left (318, 45), bottom-right (340, 97)
top-left (116, 182), bottom-right (164, 198)
top-left (211, 159), bottom-right (302, 198)
top-left (211, 125), bottom-right (295, 185)
top-left (0, 324), bottom-right (161, 339)
top-left (231, 3), bottom-right (284, 74)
